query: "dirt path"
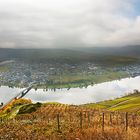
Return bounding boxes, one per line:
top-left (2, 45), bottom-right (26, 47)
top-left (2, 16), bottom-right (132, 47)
top-left (108, 94), bottom-right (140, 109)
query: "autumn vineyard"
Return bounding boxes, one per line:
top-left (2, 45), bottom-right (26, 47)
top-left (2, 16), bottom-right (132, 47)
top-left (0, 102), bottom-right (140, 140)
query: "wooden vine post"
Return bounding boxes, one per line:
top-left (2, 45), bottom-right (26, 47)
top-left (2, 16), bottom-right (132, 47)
top-left (125, 112), bottom-right (128, 131)
top-left (57, 114), bottom-right (60, 131)
top-left (88, 112), bottom-right (90, 127)
top-left (102, 113), bottom-right (105, 131)
top-left (79, 112), bottom-right (83, 129)
top-left (110, 113), bottom-right (112, 125)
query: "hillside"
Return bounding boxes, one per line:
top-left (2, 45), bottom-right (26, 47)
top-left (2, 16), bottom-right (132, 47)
top-left (0, 92), bottom-right (140, 139)
top-left (84, 91), bottom-right (140, 113)
top-left (0, 47), bottom-right (140, 65)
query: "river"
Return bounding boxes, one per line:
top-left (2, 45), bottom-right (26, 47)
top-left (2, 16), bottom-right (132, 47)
top-left (0, 76), bottom-right (140, 105)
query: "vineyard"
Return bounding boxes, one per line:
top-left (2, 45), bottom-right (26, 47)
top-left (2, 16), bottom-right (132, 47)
top-left (0, 103), bottom-right (140, 140)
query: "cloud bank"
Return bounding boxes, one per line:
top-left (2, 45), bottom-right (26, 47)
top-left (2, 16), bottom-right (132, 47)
top-left (0, 0), bottom-right (140, 48)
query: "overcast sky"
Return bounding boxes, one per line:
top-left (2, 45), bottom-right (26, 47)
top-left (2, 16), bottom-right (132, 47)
top-left (0, 0), bottom-right (140, 48)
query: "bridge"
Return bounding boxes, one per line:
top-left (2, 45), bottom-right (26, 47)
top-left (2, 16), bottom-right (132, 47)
top-left (0, 83), bottom-right (36, 109)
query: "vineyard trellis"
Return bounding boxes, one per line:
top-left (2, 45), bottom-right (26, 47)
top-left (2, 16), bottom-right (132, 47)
top-left (0, 104), bottom-right (140, 139)
top-left (1, 104), bottom-right (138, 132)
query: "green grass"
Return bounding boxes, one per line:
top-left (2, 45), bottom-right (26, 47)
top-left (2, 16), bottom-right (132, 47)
top-left (111, 103), bottom-right (140, 112)
top-left (97, 96), bottom-right (132, 108)
top-left (85, 92), bottom-right (140, 112)
top-left (110, 96), bottom-right (140, 112)
top-left (0, 66), bottom-right (9, 72)
top-left (0, 105), bottom-right (23, 119)
top-left (17, 102), bottom-right (42, 114)
top-left (38, 70), bottom-right (128, 89)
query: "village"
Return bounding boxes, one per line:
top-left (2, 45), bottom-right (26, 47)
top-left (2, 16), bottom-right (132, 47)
top-left (0, 60), bottom-right (140, 88)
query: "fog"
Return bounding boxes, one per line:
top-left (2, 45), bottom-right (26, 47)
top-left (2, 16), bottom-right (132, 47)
top-left (1, 76), bottom-right (140, 105)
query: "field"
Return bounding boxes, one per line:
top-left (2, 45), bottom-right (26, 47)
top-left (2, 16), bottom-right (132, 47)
top-left (84, 91), bottom-right (140, 113)
top-left (0, 92), bottom-right (140, 140)
top-left (45, 70), bottom-right (128, 89)
top-left (0, 66), bottom-right (8, 72)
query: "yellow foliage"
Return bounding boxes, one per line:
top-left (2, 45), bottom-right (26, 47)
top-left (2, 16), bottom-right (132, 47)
top-left (1, 98), bottom-right (32, 113)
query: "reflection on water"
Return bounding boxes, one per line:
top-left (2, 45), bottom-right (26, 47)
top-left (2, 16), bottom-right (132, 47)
top-left (0, 76), bottom-right (140, 105)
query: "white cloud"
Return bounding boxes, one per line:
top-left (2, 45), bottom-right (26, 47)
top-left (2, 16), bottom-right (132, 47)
top-left (0, 0), bottom-right (139, 48)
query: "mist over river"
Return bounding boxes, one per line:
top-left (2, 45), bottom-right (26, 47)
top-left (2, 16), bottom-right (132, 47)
top-left (0, 76), bottom-right (140, 105)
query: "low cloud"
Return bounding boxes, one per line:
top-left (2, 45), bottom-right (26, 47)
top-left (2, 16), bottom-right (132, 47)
top-left (0, 0), bottom-right (139, 48)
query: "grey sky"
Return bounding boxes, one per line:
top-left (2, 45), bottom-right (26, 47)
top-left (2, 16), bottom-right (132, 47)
top-left (0, 0), bottom-right (140, 48)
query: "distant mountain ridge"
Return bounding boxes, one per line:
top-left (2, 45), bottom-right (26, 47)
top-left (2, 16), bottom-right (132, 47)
top-left (0, 45), bottom-right (140, 64)
top-left (71, 45), bottom-right (140, 56)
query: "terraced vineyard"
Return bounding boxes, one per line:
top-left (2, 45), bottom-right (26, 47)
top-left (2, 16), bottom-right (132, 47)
top-left (0, 101), bottom-right (140, 140)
